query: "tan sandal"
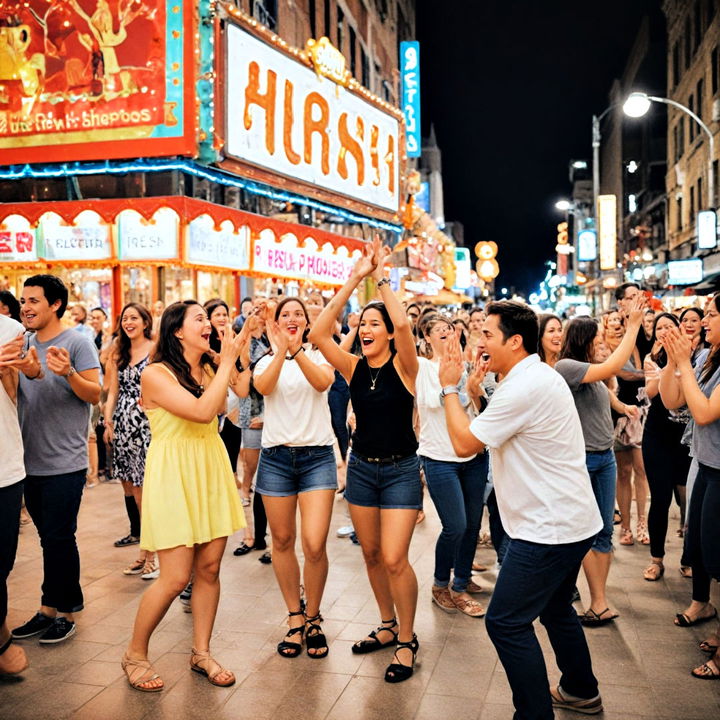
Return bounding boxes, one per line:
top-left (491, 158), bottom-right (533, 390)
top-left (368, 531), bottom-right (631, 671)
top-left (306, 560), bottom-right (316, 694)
top-left (190, 648), bottom-right (235, 687)
top-left (636, 518), bottom-right (650, 545)
top-left (643, 560), bottom-right (664, 581)
top-left (619, 527), bottom-right (634, 545)
top-left (121, 652), bottom-right (164, 692)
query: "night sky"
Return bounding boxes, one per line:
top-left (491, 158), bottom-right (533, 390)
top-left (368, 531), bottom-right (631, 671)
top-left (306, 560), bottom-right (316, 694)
top-left (416, 0), bottom-right (663, 296)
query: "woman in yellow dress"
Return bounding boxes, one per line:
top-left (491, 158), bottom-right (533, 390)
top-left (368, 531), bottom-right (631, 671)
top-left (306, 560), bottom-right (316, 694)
top-left (121, 301), bottom-right (248, 692)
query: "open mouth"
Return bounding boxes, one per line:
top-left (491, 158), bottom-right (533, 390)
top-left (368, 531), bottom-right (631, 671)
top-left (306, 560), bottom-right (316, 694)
top-left (287, 325), bottom-right (299, 334)
top-left (361, 337), bottom-right (374, 347)
top-left (481, 353), bottom-right (490, 362)
top-left (200, 331), bottom-right (211, 341)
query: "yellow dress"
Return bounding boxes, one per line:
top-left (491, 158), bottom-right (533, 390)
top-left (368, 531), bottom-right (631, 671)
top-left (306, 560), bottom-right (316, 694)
top-left (140, 405), bottom-right (246, 552)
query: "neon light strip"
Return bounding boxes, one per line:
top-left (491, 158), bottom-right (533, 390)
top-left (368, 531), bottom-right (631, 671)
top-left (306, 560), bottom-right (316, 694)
top-left (0, 159), bottom-right (402, 234)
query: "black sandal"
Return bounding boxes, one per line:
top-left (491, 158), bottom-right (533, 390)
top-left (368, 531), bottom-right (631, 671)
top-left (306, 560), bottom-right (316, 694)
top-left (351, 617), bottom-right (398, 655)
top-left (384, 634), bottom-right (419, 683)
top-left (305, 613), bottom-right (328, 659)
top-left (277, 609), bottom-right (305, 658)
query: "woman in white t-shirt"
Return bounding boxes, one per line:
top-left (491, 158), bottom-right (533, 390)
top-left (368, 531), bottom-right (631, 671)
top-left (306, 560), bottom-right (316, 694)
top-left (253, 297), bottom-right (337, 661)
top-left (416, 314), bottom-right (489, 618)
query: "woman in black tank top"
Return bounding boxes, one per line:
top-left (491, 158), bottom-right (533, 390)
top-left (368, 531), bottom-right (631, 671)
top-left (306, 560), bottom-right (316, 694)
top-left (308, 237), bottom-right (421, 683)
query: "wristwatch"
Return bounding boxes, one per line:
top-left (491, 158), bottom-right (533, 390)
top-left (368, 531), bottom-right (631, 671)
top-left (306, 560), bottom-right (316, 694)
top-left (377, 278), bottom-right (390, 288)
top-left (440, 385), bottom-right (459, 402)
top-left (64, 366), bottom-right (77, 378)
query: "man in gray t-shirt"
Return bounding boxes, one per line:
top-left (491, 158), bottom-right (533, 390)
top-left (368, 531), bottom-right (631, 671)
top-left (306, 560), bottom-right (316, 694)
top-left (6, 276), bottom-right (100, 646)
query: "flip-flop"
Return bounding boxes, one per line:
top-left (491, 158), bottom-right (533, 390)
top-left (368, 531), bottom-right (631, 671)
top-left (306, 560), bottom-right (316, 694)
top-left (579, 608), bottom-right (619, 627)
top-left (699, 640), bottom-right (720, 654)
top-left (675, 607), bottom-right (718, 627)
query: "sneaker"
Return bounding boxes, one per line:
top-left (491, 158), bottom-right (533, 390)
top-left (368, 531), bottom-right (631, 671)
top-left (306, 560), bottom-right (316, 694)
top-left (38, 618), bottom-right (76, 644)
top-left (336, 525), bottom-right (354, 538)
top-left (550, 685), bottom-right (603, 715)
top-left (11, 612), bottom-right (55, 639)
top-left (114, 534), bottom-right (140, 548)
top-left (431, 585), bottom-right (457, 613)
top-left (450, 590), bottom-right (486, 618)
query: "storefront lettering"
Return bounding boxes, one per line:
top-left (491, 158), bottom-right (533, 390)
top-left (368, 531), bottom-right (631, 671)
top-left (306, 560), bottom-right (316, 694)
top-left (255, 240), bottom-right (355, 284)
top-left (125, 233), bottom-right (165, 249)
top-left (40, 224), bottom-right (111, 260)
top-left (0, 231), bottom-right (34, 254)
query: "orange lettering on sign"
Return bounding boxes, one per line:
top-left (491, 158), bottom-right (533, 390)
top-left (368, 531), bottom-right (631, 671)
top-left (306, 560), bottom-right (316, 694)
top-left (283, 80), bottom-right (301, 165)
top-left (370, 125), bottom-right (380, 187)
top-left (244, 61), bottom-right (277, 155)
top-left (385, 134), bottom-right (395, 195)
top-left (337, 113), bottom-right (365, 185)
top-left (304, 92), bottom-right (330, 176)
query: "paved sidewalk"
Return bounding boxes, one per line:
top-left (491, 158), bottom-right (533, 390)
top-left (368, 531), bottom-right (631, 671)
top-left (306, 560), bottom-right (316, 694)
top-left (3, 482), bottom-right (719, 719)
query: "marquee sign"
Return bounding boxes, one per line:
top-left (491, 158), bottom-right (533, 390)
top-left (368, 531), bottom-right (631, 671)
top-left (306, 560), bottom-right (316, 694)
top-left (224, 21), bottom-right (401, 217)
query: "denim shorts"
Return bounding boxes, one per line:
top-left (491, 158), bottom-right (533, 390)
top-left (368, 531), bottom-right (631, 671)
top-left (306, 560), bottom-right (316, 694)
top-left (585, 449), bottom-right (616, 553)
top-left (256, 445), bottom-right (337, 497)
top-left (345, 452), bottom-right (422, 510)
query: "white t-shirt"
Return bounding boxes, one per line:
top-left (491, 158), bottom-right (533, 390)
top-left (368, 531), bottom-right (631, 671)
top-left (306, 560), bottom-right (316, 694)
top-left (0, 315), bottom-right (26, 487)
top-left (416, 356), bottom-right (475, 462)
top-left (469, 354), bottom-right (602, 545)
top-left (254, 346), bottom-right (335, 447)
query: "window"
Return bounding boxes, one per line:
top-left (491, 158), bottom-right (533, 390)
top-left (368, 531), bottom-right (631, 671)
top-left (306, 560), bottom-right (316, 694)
top-left (672, 42), bottom-right (681, 87)
top-left (309, 0), bottom-right (316, 38)
top-left (679, 118), bottom-right (685, 157)
top-left (698, 176), bottom-right (704, 209)
top-left (691, 184), bottom-right (696, 217)
top-left (337, 6), bottom-right (344, 51)
top-left (714, 160), bottom-right (719, 208)
top-left (324, 0), bottom-right (331, 37)
top-left (673, 125), bottom-right (679, 162)
top-left (349, 25), bottom-right (356, 77)
top-left (361, 47), bottom-right (370, 88)
top-left (677, 196), bottom-right (684, 230)
top-left (689, 95), bottom-right (695, 141)
top-left (250, 0), bottom-right (277, 30)
top-left (697, 78), bottom-right (705, 120)
top-left (685, 17), bottom-right (692, 68)
top-left (695, 1), bottom-right (703, 50)
top-left (713, 47), bottom-right (718, 94)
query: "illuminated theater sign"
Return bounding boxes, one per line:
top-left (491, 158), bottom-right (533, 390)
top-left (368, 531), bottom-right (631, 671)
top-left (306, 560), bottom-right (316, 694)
top-left (223, 18), bottom-right (402, 219)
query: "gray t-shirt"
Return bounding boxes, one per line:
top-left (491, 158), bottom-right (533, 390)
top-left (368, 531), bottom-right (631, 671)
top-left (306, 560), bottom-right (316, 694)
top-left (18, 328), bottom-right (100, 476)
top-left (555, 359), bottom-right (614, 452)
top-left (692, 359), bottom-right (720, 470)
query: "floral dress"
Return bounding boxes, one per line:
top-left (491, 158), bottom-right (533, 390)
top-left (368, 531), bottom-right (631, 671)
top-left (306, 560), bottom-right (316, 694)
top-left (112, 356), bottom-right (151, 487)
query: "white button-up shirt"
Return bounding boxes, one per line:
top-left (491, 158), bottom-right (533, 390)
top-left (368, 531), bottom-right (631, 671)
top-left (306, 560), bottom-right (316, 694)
top-left (469, 354), bottom-right (602, 544)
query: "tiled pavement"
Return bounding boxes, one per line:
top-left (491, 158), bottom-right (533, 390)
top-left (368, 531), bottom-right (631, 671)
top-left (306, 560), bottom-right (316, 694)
top-left (3, 481), bottom-right (720, 720)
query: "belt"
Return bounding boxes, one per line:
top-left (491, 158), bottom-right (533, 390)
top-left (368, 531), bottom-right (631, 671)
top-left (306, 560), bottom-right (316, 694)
top-left (354, 452), bottom-right (414, 464)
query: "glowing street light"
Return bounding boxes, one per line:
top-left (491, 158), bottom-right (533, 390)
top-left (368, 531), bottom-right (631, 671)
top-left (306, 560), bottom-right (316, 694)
top-left (555, 199), bottom-right (572, 211)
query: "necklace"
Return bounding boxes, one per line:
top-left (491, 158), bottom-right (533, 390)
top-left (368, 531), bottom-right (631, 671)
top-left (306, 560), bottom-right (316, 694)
top-left (368, 363), bottom-right (383, 391)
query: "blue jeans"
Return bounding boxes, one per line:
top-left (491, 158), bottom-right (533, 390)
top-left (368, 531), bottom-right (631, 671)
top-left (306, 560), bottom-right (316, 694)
top-left (585, 449), bottom-right (616, 553)
top-left (257, 445), bottom-right (337, 497)
top-left (24, 470), bottom-right (86, 614)
top-left (421, 453), bottom-right (488, 591)
top-left (686, 463), bottom-right (720, 584)
top-left (485, 535), bottom-right (599, 720)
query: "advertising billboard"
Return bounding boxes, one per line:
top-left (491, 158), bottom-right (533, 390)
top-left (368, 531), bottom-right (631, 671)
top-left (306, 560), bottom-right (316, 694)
top-left (598, 194), bottom-right (617, 271)
top-left (668, 258), bottom-right (703, 285)
top-left (400, 41), bottom-right (421, 158)
top-left (0, 0), bottom-right (195, 164)
top-left (697, 210), bottom-right (717, 250)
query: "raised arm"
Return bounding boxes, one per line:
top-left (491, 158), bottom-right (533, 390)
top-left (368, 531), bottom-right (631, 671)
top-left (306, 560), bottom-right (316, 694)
top-left (307, 244), bottom-right (377, 382)
top-left (580, 296), bottom-right (644, 384)
top-left (371, 240), bottom-right (418, 381)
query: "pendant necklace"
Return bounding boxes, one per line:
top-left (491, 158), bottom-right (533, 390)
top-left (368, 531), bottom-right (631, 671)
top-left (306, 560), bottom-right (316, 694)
top-left (368, 364), bottom-right (383, 391)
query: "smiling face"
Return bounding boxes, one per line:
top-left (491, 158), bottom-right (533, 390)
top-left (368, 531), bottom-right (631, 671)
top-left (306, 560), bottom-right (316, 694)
top-left (277, 300), bottom-right (308, 342)
top-left (209, 304), bottom-right (228, 334)
top-left (541, 318), bottom-right (563, 358)
top-left (359, 307), bottom-right (392, 359)
top-left (21, 285), bottom-right (60, 331)
top-left (426, 318), bottom-right (455, 358)
top-left (681, 310), bottom-right (702, 337)
top-left (607, 311), bottom-right (623, 335)
top-left (176, 304), bottom-right (211, 353)
top-left (480, 314), bottom-right (518, 374)
top-left (121, 306), bottom-right (149, 342)
top-left (654, 315), bottom-right (677, 344)
top-left (702, 298), bottom-right (720, 346)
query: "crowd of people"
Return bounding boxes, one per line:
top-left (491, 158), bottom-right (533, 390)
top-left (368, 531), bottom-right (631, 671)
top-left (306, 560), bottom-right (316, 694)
top-left (0, 248), bottom-right (719, 718)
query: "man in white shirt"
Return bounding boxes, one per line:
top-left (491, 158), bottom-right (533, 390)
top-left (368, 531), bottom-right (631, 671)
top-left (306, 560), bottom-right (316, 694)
top-left (440, 301), bottom-right (603, 719)
top-left (0, 314), bottom-right (29, 676)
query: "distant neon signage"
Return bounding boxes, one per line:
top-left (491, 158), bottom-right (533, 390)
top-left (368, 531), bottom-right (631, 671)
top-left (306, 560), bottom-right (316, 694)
top-left (697, 210), bottom-right (717, 250)
top-left (598, 194), bottom-right (617, 271)
top-left (400, 41), bottom-right (422, 158)
top-left (577, 229), bottom-right (597, 262)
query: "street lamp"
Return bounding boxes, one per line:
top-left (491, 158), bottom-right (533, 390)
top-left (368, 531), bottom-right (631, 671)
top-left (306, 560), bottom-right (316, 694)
top-left (623, 91), bottom-right (715, 209)
top-left (555, 199), bottom-right (572, 212)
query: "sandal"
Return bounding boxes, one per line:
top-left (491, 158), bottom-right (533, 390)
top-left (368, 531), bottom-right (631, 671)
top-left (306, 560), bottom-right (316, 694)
top-left (351, 617), bottom-right (399, 655)
top-left (643, 560), bottom-right (664, 582)
top-left (613, 509), bottom-right (622, 525)
top-left (675, 606), bottom-right (717, 627)
top-left (384, 634), bottom-right (419, 683)
top-left (277, 609), bottom-right (305, 658)
top-left (305, 613), bottom-right (329, 659)
top-left (619, 527), bottom-right (634, 545)
top-left (636, 519), bottom-right (650, 545)
top-left (114, 534), bottom-right (140, 547)
top-left (121, 652), bottom-right (164, 692)
top-left (233, 542), bottom-right (254, 556)
top-left (190, 648), bottom-right (235, 687)
top-left (579, 608), bottom-right (619, 627)
top-left (699, 640), bottom-right (720, 654)
top-left (123, 557), bottom-right (146, 575)
top-left (691, 659), bottom-right (720, 679)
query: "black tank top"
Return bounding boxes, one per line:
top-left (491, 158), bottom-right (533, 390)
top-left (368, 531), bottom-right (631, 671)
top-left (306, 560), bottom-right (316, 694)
top-left (349, 355), bottom-right (418, 458)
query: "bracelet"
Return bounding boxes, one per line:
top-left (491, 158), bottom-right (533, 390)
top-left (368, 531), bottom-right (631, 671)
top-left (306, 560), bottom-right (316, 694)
top-left (377, 277), bottom-right (390, 288)
top-left (286, 346), bottom-right (305, 360)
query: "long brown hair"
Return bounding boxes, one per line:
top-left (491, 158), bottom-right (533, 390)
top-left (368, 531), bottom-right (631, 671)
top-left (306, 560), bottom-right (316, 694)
top-left (115, 303), bottom-right (153, 371)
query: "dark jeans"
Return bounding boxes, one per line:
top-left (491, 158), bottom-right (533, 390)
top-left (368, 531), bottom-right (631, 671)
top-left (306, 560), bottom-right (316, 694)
top-left (421, 453), bottom-right (488, 591)
top-left (642, 431), bottom-right (691, 560)
top-left (487, 487), bottom-right (508, 563)
top-left (686, 463), bottom-right (720, 590)
top-left (220, 421), bottom-right (242, 473)
top-left (24, 470), bottom-right (86, 614)
top-left (485, 535), bottom-right (599, 720)
top-left (328, 384), bottom-right (350, 461)
top-left (0, 481), bottom-right (23, 626)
